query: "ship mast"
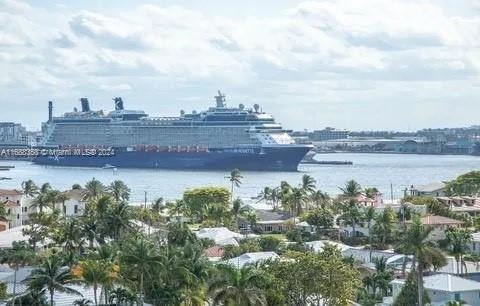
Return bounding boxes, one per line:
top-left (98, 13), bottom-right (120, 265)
top-left (214, 90), bottom-right (226, 108)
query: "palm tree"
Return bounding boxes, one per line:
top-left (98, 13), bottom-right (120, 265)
top-left (226, 169), bottom-right (243, 203)
top-left (257, 187), bottom-right (272, 206)
top-left (301, 174), bottom-right (316, 195)
top-left (446, 228), bottom-right (472, 275)
top-left (56, 192), bottom-right (70, 214)
top-left (364, 187), bottom-right (379, 200)
top-left (104, 202), bottom-right (132, 242)
top-left (40, 183), bottom-right (52, 194)
top-left (22, 180), bottom-right (38, 197)
top-left (340, 180), bottom-right (362, 198)
top-left (121, 238), bottom-right (165, 306)
top-left (340, 199), bottom-right (363, 238)
top-left (207, 264), bottom-right (267, 306)
top-left (24, 254), bottom-right (81, 306)
top-left (310, 190), bottom-right (329, 209)
top-left (85, 178), bottom-right (105, 200)
top-left (231, 198), bottom-right (249, 229)
top-left (364, 206), bottom-right (376, 244)
top-left (56, 218), bottom-right (84, 266)
top-left (73, 259), bottom-right (108, 306)
top-left (151, 197), bottom-right (165, 214)
top-left (31, 193), bottom-right (50, 213)
top-left (372, 207), bottom-right (396, 248)
top-left (108, 180), bottom-right (131, 202)
top-left (0, 241), bottom-right (34, 305)
top-left (73, 298), bottom-right (93, 306)
top-left (287, 187), bottom-right (308, 220)
top-left (396, 217), bottom-right (447, 306)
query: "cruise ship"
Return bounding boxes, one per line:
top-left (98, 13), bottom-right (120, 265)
top-left (33, 92), bottom-right (312, 171)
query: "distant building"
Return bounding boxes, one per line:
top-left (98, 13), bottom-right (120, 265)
top-left (311, 127), bottom-right (349, 141)
top-left (239, 209), bottom-right (294, 233)
top-left (0, 189), bottom-right (29, 229)
top-left (54, 188), bottom-right (88, 216)
top-left (390, 274), bottom-right (480, 306)
top-left (0, 122), bottom-right (35, 145)
top-left (409, 182), bottom-right (446, 197)
top-left (405, 215), bottom-right (464, 240)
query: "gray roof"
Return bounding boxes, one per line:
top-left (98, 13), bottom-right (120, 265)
top-left (414, 182), bottom-right (445, 193)
top-left (392, 274), bottom-right (480, 292)
top-left (254, 209), bottom-right (293, 222)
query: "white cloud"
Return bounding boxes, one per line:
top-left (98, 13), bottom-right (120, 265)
top-left (1, 0), bottom-right (480, 130)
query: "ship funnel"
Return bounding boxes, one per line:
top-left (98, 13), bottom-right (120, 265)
top-left (48, 101), bottom-right (53, 122)
top-left (80, 98), bottom-right (91, 112)
top-left (214, 90), bottom-right (226, 108)
top-left (253, 103), bottom-right (260, 113)
top-left (114, 97), bottom-right (124, 111)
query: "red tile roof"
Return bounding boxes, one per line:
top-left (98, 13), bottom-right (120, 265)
top-left (407, 215), bottom-right (464, 225)
top-left (203, 246), bottom-right (225, 258)
top-left (0, 189), bottom-right (23, 196)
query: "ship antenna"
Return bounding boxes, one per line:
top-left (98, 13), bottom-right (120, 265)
top-left (214, 90), bottom-right (226, 108)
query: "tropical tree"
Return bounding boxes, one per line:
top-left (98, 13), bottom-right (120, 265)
top-left (85, 178), bottom-right (105, 200)
top-left (0, 241), bottom-right (35, 305)
top-left (364, 187), bottom-right (379, 199)
top-left (310, 190), bottom-right (330, 209)
top-left (24, 254), bottom-right (81, 306)
top-left (340, 199), bottom-right (363, 238)
top-left (108, 180), bottom-right (131, 202)
top-left (226, 169), bottom-right (242, 203)
top-left (54, 218), bottom-right (84, 266)
top-left (372, 207), bottom-right (397, 248)
top-left (231, 198), bottom-right (249, 229)
top-left (286, 187), bottom-right (308, 219)
top-left (396, 217), bottom-right (447, 306)
top-left (104, 201), bottom-right (132, 242)
top-left (151, 197), bottom-right (165, 214)
top-left (340, 180), bottom-right (362, 198)
top-left (22, 180), bottom-right (38, 197)
top-left (207, 264), bottom-right (267, 306)
top-left (446, 228), bottom-right (472, 275)
top-left (121, 237), bottom-right (164, 306)
top-left (364, 206), bottom-right (376, 246)
top-left (301, 174), bottom-right (316, 195)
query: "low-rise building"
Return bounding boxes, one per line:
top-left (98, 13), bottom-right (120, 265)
top-left (54, 188), bottom-right (88, 216)
top-left (0, 189), bottom-right (29, 229)
top-left (405, 215), bottom-right (464, 240)
top-left (390, 274), bottom-right (480, 306)
top-left (239, 209), bottom-right (294, 233)
top-left (409, 182), bottom-right (446, 197)
top-left (224, 252), bottom-right (279, 269)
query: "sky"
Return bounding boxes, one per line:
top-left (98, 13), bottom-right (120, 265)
top-left (1, 0), bottom-right (480, 131)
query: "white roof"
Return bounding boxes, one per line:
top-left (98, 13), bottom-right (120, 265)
top-left (306, 240), bottom-right (352, 253)
top-left (0, 226), bottom-right (51, 249)
top-left (472, 232), bottom-right (480, 242)
top-left (415, 182), bottom-right (445, 192)
top-left (196, 227), bottom-right (243, 245)
top-left (392, 274), bottom-right (480, 292)
top-left (224, 252), bottom-right (279, 268)
top-left (297, 221), bottom-right (311, 227)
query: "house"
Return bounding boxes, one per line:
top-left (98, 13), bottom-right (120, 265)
top-left (469, 232), bottom-right (480, 255)
top-left (224, 252), bottom-right (279, 268)
top-left (239, 209), bottom-right (294, 233)
top-left (405, 215), bottom-right (464, 240)
top-left (0, 189), bottom-right (27, 229)
top-left (54, 188), bottom-right (88, 216)
top-left (203, 246), bottom-right (225, 262)
top-left (0, 226), bottom-right (51, 249)
top-left (356, 193), bottom-right (383, 207)
top-left (196, 227), bottom-right (243, 246)
top-left (305, 240), bottom-right (352, 253)
top-left (409, 182), bottom-right (446, 197)
top-left (390, 274), bottom-right (480, 306)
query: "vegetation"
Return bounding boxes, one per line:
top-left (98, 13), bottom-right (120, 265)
top-left (11, 170), bottom-right (479, 306)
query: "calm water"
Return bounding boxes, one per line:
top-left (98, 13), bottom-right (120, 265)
top-left (0, 153), bottom-right (479, 202)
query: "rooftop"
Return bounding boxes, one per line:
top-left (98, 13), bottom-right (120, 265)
top-left (224, 252), bottom-right (279, 268)
top-left (196, 227), bottom-right (243, 246)
top-left (405, 215), bottom-right (464, 225)
top-left (413, 182), bottom-right (446, 193)
top-left (392, 274), bottom-right (480, 292)
top-left (0, 189), bottom-right (23, 196)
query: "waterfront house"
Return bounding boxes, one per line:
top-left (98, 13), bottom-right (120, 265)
top-left (389, 274), bottom-right (480, 306)
top-left (54, 188), bottom-right (88, 216)
top-left (238, 209), bottom-right (294, 233)
top-left (409, 182), bottom-right (446, 197)
top-left (0, 189), bottom-right (27, 229)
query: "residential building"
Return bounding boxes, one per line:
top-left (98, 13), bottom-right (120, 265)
top-left (390, 274), bottom-right (480, 306)
top-left (224, 252), bottom-right (279, 269)
top-left (54, 188), bottom-right (88, 216)
top-left (409, 182), bottom-right (446, 197)
top-left (196, 227), bottom-right (244, 246)
top-left (239, 209), bottom-right (294, 233)
top-left (405, 215), bottom-right (464, 240)
top-left (0, 189), bottom-right (28, 228)
top-left (311, 127), bottom-right (350, 141)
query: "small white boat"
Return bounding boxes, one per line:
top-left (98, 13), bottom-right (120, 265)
top-left (102, 164), bottom-right (117, 169)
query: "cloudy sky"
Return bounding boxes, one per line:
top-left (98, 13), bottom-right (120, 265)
top-left (1, 0), bottom-right (480, 131)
